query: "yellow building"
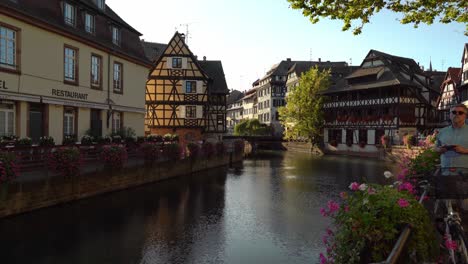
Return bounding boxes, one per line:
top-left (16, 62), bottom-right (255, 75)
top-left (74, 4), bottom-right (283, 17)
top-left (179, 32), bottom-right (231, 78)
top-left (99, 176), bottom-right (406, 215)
top-left (0, 0), bottom-right (151, 144)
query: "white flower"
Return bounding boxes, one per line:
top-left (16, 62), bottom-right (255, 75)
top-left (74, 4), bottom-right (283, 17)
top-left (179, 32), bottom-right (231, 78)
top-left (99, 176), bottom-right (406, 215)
top-left (358, 183), bottom-right (368, 191)
top-left (384, 171), bottom-right (393, 179)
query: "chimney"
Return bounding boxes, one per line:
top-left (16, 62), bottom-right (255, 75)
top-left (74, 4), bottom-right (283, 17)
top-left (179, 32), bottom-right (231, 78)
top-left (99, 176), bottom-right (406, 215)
top-left (318, 58), bottom-right (321, 62)
top-left (194, 55), bottom-right (198, 60)
top-left (203, 56), bottom-right (206, 61)
top-left (180, 33), bottom-right (185, 43)
top-left (286, 58), bottom-right (291, 62)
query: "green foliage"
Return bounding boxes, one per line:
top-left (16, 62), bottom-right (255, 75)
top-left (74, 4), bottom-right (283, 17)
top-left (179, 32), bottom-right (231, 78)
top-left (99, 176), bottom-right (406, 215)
top-left (324, 185), bottom-right (438, 263)
top-left (16, 137), bottom-right (32, 147)
top-left (408, 148), bottom-right (440, 177)
top-left (111, 126), bottom-right (136, 139)
top-left (278, 66), bottom-right (329, 142)
top-left (287, 0), bottom-right (468, 35)
top-left (233, 119), bottom-right (272, 136)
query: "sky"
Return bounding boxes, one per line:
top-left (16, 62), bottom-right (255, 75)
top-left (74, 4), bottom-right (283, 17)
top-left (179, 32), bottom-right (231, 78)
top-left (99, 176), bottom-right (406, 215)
top-left (107, 0), bottom-right (467, 92)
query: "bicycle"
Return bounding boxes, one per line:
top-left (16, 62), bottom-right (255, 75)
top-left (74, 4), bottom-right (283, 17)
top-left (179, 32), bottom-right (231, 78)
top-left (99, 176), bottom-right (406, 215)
top-left (419, 167), bottom-right (468, 264)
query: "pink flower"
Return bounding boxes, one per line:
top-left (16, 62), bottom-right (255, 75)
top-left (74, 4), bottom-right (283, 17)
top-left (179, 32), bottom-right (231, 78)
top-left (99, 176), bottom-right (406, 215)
top-left (339, 192), bottom-right (348, 199)
top-left (398, 182), bottom-right (414, 194)
top-left (326, 228), bottom-right (333, 236)
top-left (319, 253), bottom-right (328, 264)
top-left (322, 235), bottom-right (328, 244)
top-left (344, 205), bottom-right (350, 212)
top-left (349, 182), bottom-right (359, 191)
top-left (367, 187), bottom-right (376, 195)
top-left (445, 239), bottom-right (457, 250)
top-left (327, 200), bottom-right (339, 214)
top-left (320, 208), bottom-right (328, 217)
top-left (397, 198), bottom-right (410, 208)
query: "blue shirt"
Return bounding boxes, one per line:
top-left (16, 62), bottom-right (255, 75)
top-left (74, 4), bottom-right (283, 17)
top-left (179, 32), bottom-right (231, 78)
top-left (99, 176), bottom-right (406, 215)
top-left (436, 124), bottom-right (468, 170)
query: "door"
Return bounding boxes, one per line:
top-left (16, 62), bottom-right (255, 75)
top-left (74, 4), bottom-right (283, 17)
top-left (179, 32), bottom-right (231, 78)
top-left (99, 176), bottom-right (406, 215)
top-left (29, 104), bottom-right (43, 143)
top-left (90, 109), bottom-right (102, 138)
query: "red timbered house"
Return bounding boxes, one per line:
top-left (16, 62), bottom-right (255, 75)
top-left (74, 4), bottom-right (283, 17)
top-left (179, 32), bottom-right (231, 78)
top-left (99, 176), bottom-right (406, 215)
top-left (437, 67), bottom-right (461, 124)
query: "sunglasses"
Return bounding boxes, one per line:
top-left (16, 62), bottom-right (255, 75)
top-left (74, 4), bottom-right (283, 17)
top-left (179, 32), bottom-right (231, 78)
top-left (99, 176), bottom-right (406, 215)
top-left (451, 111), bottom-right (466, 115)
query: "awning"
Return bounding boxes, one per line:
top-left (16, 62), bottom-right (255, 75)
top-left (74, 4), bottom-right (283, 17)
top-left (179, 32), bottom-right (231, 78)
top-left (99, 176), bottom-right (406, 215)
top-left (0, 91), bottom-right (41, 102)
top-left (41, 96), bottom-right (109, 110)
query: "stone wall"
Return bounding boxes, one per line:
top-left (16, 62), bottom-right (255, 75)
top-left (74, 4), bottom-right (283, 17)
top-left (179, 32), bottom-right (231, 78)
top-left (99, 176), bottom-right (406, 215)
top-left (0, 154), bottom-right (243, 218)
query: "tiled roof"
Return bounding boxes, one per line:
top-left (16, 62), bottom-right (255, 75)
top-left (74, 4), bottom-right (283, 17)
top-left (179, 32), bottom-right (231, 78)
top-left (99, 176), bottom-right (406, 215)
top-left (345, 66), bottom-right (384, 79)
top-left (198, 60), bottom-right (229, 94)
top-left (227, 90), bottom-right (244, 105)
top-left (0, 0), bottom-right (150, 65)
top-left (141, 41), bottom-right (167, 62)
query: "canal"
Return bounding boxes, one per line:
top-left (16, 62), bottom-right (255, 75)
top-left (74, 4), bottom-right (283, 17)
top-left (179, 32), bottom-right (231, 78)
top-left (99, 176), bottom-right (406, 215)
top-left (0, 151), bottom-right (394, 264)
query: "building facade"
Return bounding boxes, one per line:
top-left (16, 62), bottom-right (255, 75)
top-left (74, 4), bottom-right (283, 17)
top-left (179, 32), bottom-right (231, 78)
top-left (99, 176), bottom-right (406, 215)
top-left (459, 44), bottom-right (468, 105)
top-left (0, 0), bottom-right (150, 143)
top-left (437, 67), bottom-right (461, 123)
top-left (321, 50), bottom-right (440, 152)
top-left (143, 32), bottom-right (228, 143)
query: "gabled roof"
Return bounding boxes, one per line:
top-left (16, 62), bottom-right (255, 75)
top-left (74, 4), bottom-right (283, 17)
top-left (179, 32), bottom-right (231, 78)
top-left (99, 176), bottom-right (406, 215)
top-left (227, 90), bottom-right (244, 105)
top-left (259, 60), bottom-right (296, 81)
top-left (462, 43), bottom-right (468, 64)
top-left (141, 41), bottom-right (167, 63)
top-left (198, 60), bottom-right (229, 94)
top-left (322, 49), bottom-right (433, 95)
top-left (288, 61), bottom-right (349, 76)
top-left (0, 0), bottom-right (150, 66)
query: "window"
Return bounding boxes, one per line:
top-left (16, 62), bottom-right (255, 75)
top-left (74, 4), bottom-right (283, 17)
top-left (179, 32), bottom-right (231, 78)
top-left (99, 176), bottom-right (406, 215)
top-left (186, 106), bottom-right (196, 118)
top-left (0, 103), bottom-right (15, 136)
top-left (84, 13), bottom-right (95, 34)
top-left (112, 112), bottom-right (122, 134)
top-left (0, 24), bottom-right (18, 71)
top-left (63, 108), bottom-right (76, 136)
top-left (172, 57), bottom-right (182, 68)
top-left (96, 0), bottom-right (105, 10)
top-left (64, 46), bottom-right (78, 83)
top-left (186, 81), bottom-right (196, 93)
top-left (91, 54), bottom-right (102, 88)
top-left (359, 129), bottom-right (368, 144)
top-left (63, 2), bottom-right (76, 26)
top-left (113, 62), bottom-right (123, 93)
top-left (217, 114), bottom-right (224, 125)
top-left (111, 26), bottom-right (120, 46)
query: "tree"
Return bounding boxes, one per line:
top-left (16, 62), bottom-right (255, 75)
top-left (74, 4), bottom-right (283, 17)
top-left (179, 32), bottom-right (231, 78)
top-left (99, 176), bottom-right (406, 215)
top-left (233, 119), bottom-right (272, 136)
top-left (278, 66), bottom-right (330, 143)
top-left (287, 0), bottom-right (468, 35)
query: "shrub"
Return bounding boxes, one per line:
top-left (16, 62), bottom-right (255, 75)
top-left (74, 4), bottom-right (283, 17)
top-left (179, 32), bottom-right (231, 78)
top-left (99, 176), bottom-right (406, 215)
top-left (320, 183), bottom-right (438, 263)
top-left (163, 143), bottom-right (181, 161)
top-left (187, 142), bottom-right (200, 159)
top-left (163, 133), bottom-right (173, 142)
top-left (201, 142), bottom-right (215, 158)
top-left (140, 142), bottom-right (160, 164)
top-left (16, 137), bottom-right (32, 147)
top-left (80, 135), bottom-right (94, 146)
top-left (39, 136), bottom-right (55, 147)
top-left (0, 152), bottom-right (20, 183)
top-left (62, 135), bottom-right (76, 146)
top-left (215, 142), bottom-right (225, 155)
top-left (48, 147), bottom-right (81, 177)
top-left (100, 144), bottom-right (128, 169)
top-left (146, 134), bottom-right (163, 143)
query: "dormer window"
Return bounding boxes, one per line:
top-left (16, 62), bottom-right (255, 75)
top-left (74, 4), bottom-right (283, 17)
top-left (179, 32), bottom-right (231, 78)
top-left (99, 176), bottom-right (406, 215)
top-left (84, 13), bottom-right (95, 34)
top-left (63, 2), bottom-right (76, 27)
top-left (96, 0), bottom-right (105, 10)
top-left (111, 26), bottom-right (120, 46)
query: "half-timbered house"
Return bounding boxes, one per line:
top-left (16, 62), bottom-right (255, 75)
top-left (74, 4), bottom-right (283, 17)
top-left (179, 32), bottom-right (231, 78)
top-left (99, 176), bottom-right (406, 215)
top-left (459, 44), bottom-right (468, 105)
top-left (321, 50), bottom-right (440, 153)
top-left (143, 32), bottom-right (228, 143)
top-left (437, 67), bottom-right (461, 124)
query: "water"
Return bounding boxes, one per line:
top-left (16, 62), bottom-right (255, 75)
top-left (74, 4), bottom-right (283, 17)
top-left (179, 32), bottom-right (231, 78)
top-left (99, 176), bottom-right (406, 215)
top-left (0, 151), bottom-right (393, 264)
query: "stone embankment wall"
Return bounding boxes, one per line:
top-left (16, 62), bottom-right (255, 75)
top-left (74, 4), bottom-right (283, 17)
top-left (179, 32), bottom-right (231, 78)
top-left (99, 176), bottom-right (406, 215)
top-left (281, 142), bottom-right (324, 155)
top-left (0, 154), bottom-right (243, 218)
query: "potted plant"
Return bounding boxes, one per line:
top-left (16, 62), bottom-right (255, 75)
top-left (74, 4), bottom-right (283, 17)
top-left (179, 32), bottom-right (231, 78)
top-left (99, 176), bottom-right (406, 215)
top-left (319, 182), bottom-right (438, 263)
top-left (0, 152), bottom-right (20, 201)
top-left (147, 134), bottom-right (163, 143)
top-left (163, 133), bottom-right (173, 142)
top-left (62, 134), bottom-right (76, 146)
top-left (48, 147), bottom-right (81, 177)
top-left (39, 136), bottom-right (55, 147)
top-left (100, 144), bottom-right (128, 169)
top-left (1, 135), bottom-right (18, 147)
top-left (16, 137), bottom-right (32, 147)
top-left (80, 135), bottom-right (94, 146)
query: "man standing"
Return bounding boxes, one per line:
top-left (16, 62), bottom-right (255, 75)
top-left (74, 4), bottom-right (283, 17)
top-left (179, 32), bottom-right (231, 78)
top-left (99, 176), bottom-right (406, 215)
top-left (435, 104), bottom-right (468, 172)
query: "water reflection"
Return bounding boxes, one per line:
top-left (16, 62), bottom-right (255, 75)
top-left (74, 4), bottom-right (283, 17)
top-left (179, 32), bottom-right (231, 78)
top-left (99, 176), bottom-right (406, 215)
top-left (0, 152), bottom-right (393, 264)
